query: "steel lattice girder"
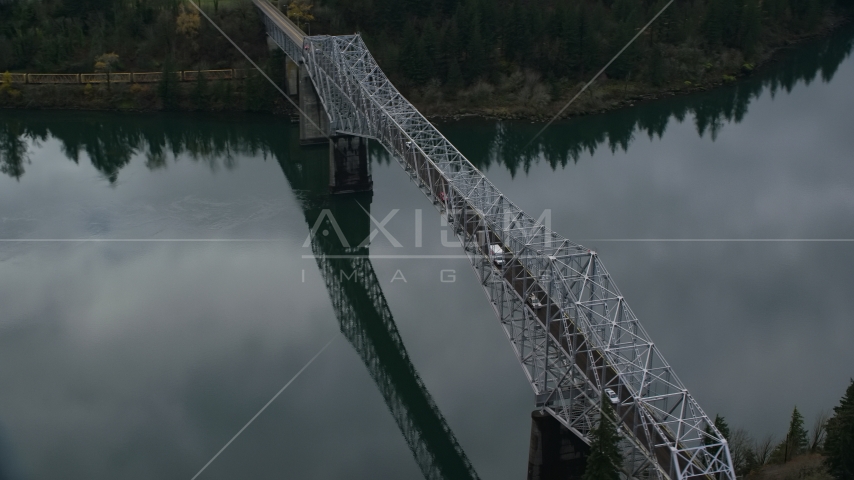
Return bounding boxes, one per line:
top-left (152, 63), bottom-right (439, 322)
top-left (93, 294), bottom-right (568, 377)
top-left (256, 9), bottom-right (735, 479)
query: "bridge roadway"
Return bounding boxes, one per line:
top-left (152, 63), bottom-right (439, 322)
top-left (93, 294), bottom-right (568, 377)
top-left (254, 0), bottom-right (305, 61)
top-left (252, 2), bottom-right (735, 479)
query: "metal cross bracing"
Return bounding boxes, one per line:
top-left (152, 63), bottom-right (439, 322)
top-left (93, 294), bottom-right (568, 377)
top-left (253, 4), bottom-right (735, 479)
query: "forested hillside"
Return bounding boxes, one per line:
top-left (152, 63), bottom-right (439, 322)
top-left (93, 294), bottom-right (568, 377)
top-left (0, 0), bottom-right (851, 115)
top-left (0, 0), bottom-right (268, 73)
top-left (318, 0), bottom-right (852, 90)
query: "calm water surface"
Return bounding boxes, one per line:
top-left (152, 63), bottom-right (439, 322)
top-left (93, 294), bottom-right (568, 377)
top-left (1, 25), bottom-right (853, 480)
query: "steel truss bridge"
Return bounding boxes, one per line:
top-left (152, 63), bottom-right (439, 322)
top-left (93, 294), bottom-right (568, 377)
top-left (254, 2), bottom-right (735, 479)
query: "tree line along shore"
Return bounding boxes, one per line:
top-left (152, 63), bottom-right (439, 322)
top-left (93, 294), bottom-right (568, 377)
top-left (0, 0), bottom-right (851, 117)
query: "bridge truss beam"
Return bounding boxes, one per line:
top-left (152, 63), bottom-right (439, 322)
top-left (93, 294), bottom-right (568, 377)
top-left (254, 5), bottom-right (734, 478)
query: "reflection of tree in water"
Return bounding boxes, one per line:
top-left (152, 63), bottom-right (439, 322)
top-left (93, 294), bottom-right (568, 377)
top-left (0, 113), bottom-right (282, 183)
top-left (0, 24), bottom-right (852, 183)
top-left (457, 24), bottom-right (854, 176)
top-left (0, 120), bottom-right (30, 180)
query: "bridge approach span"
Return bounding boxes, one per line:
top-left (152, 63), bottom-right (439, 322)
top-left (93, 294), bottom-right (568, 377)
top-left (253, 3), bottom-right (735, 479)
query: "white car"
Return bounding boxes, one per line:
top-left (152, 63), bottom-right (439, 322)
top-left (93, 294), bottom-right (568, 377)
top-left (529, 294), bottom-right (544, 310)
top-left (604, 388), bottom-right (620, 405)
top-left (489, 244), bottom-right (505, 266)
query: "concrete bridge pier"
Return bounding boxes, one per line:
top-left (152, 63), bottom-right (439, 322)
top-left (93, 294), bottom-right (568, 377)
top-left (292, 60), bottom-right (371, 194)
top-left (527, 410), bottom-right (589, 480)
top-left (285, 57), bottom-right (298, 96)
top-left (299, 64), bottom-right (329, 145)
top-left (329, 135), bottom-right (372, 194)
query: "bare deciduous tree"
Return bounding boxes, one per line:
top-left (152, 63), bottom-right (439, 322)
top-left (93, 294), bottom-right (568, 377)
top-left (754, 434), bottom-right (775, 466)
top-left (809, 410), bottom-right (829, 453)
top-left (729, 428), bottom-right (754, 475)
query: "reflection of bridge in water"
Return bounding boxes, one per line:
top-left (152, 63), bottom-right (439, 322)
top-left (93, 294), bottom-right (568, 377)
top-left (276, 146), bottom-right (480, 480)
top-left (254, 2), bottom-right (736, 479)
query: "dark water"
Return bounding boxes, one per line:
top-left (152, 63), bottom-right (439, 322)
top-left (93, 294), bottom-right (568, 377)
top-left (1, 24), bottom-right (853, 479)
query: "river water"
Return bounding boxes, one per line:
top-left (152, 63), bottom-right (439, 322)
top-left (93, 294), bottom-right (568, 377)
top-left (1, 24), bottom-right (853, 480)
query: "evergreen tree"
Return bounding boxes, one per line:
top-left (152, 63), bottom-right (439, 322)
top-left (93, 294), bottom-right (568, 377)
top-left (716, 415), bottom-right (732, 441)
top-left (421, 21), bottom-right (440, 78)
top-left (503, 0), bottom-right (526, 63)
top-left (578, 6), bottom-right (599, 76)
top-left (654, 0), bottom-right (681, 44)
top-left (561, 5), bottom-right (582, 71)
top-left (703, 414), bottom-right (731, 461)
top-left (740, 0), bottom-right (762, 57)
top-left (703, 0), bottom-right (724, 48)
top-left (646, 44), bottom-right (666, 87)
top-left (399, 21), bottom-right (429, 85)
top-left (764, 0), bottom-right (791, 24)
top-left (719, 0), bottom-right (741, 48)
top-left (583, 399), bottom-right (623, 480)
top-left (825, 379), bottom-right (854, 479)
top-left (192, 68), bottom-right (208, 110)
top-left (607, 25), bottom-right (639, 80)
top-left (783, 406), bottom-right (809, 461)
top-left (789, 0), bottom-right (822, 31)
top-left (446, 57), bottom-right (463, 90)
top-left (464, 16), bottom-right (486, 84)
top-left (440, 17), bottom-right (462, 78)
top-left (473, 0), bottom-right (498, 46)
top-left (157, 59), bottom-right (178, 110)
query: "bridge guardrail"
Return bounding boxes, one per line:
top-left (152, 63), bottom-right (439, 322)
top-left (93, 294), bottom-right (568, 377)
top-left (27, 74), bottom-right (80, 84)
top-left (109, 73), bottom-right (132, 83)
top-left (182, 69), bottom-right (234, 81)
top-left (5, 69), bottom-right (246, 84)
top-left (80, 73), bottom-right (108, 83)
top-left (7, 73), bottom-right (27, 84)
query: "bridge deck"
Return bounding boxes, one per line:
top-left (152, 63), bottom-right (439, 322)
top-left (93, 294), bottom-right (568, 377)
top-left (253, 0), bottom-right (305, 61)
top-left (253, 0), bottom-right (304, 43)
top-left (252, 5), bottom-right (736, 479)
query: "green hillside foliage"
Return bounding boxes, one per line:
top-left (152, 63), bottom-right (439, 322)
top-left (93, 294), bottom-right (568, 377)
top-left (824, 380), bottom-right (854, 479)
top-left (0, 0), bottom-right (269, 73)
top-left (0, 0), bottom-right (850, 106)
top-left (317, 0), bottom-right (851, 91)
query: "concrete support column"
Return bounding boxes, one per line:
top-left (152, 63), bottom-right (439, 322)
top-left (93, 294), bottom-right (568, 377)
top-left (527, 410), bottom-right (589, 480)
top-left (329, 135), bottom-right (372, 194)
top-left (285, 57), bottom-right (298, 97)
top-left (299, 63), bottom-right (328, 145)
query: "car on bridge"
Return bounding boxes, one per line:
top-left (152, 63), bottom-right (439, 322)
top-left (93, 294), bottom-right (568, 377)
top-left (604, 388), bottom-right (620, 405)
top-left (489, 244), bottom-right (506, 267)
